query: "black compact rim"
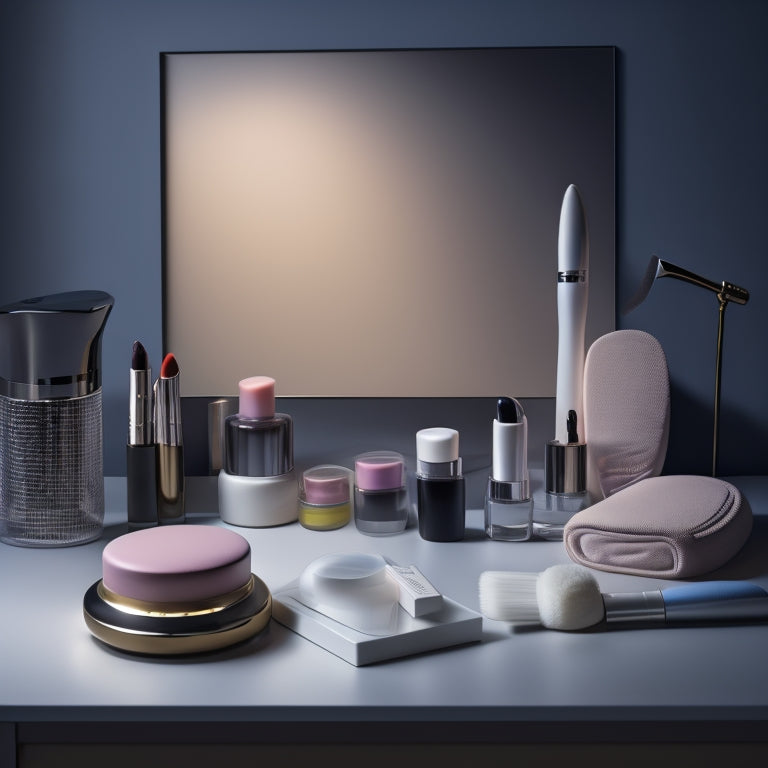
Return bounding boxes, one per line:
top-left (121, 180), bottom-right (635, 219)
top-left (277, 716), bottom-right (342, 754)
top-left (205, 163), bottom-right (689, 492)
top-left (83, 573), bottom-right (271, 638)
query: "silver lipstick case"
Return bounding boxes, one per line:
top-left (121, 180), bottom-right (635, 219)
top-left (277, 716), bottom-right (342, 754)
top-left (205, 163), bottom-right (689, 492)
top-left (154, 371), bottom-right (185, 525)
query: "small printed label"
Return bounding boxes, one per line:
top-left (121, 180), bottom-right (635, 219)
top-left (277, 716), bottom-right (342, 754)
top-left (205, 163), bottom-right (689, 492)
top-left (387, 564), bottom-right (440, 597)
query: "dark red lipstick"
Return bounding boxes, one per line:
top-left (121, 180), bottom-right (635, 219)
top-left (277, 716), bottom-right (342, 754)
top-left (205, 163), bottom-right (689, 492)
top-left (154, 352), bottom-right (185, 524)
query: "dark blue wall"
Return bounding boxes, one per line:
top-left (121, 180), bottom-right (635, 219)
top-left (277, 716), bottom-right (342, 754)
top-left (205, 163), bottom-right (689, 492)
top-left (1, 0), bottom-right (766, 481)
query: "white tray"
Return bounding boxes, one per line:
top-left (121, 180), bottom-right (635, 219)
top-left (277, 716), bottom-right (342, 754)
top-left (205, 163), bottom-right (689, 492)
top-left (272, 588), bottom-right (482, 666)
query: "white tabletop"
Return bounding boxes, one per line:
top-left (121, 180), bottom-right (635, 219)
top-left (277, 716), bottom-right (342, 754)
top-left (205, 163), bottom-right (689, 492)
top-left (3, 475), bottom-right (768, 742)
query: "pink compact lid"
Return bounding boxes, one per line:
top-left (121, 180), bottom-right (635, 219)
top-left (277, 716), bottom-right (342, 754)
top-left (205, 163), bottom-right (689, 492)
top-left (238, 376), bottom-right (275, 419)
top-left (354, 451), bottom-right (405, 491)
top-left (102, 525), bottom-right (252, 603)
top-left (302, 465), bottom-right (351, 505)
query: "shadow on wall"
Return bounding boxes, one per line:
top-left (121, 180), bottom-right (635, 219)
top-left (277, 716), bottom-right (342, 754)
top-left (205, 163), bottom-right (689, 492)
top-left (664, 380), bottom-right (765, 477)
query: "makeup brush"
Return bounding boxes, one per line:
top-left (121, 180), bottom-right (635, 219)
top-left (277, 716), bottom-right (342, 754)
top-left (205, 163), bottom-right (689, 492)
top-left (478, 563), bottom-right (768, 631)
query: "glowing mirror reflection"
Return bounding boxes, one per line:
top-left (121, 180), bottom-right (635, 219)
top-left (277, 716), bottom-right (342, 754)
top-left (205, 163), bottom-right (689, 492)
top-left (163, 47), bottom-right (615, 397)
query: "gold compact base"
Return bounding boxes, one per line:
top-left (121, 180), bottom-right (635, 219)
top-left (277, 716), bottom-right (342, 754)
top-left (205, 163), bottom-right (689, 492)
top-left (83, 601), bottom-right (270, 655)
top-left (83, 574), bottom-right (272, 656)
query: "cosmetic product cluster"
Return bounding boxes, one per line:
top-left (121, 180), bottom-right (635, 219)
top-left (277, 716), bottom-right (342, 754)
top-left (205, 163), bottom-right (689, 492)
top-left (120, 185), bottom-right (596, 544)
top-left (128, 365), bottom-right (472, 540)
top-left (126, 358), bottom-right (585, 546)
top-left (127, 342), bottom-right (185, 527)
top-left (128, 368), bottom-right (587, 546)
top-left (210, 374), bottom-right (473, 541)
top-left (112, 366), bottom-right (489, 659)
top-left (0, 175), bottom-right (758, 670)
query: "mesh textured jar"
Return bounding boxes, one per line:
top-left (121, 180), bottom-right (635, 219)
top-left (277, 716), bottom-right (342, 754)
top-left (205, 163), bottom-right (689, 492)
top-left (0, 290), bottom-right (114, 547)
top-left (0, 392), bottom-right (105, 546)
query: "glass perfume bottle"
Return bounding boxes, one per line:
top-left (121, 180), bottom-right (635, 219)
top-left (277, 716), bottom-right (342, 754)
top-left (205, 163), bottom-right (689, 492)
top-left (218, 376), bottom-right (298, 527)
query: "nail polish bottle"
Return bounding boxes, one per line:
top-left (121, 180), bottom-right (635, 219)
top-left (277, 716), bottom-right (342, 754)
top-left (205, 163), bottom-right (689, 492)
top-left (416, 427), bottom-right (465, 542)
top-left (299, 465), bottom-right (353, 531)
top-left (218, 376), bottom-right (298, 527)
top-left (353, 451), bottom-right (409, 536)
top-left (485, 397), bottom-right (533, 541)
top-left (533, 409), bottom-right (590, 540)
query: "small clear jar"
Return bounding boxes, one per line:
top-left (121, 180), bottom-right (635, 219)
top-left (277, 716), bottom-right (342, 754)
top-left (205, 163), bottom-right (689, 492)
top-left (353, 451), bottom-right (409, 536)
top-left (299, 465), bottom-right (353, 531)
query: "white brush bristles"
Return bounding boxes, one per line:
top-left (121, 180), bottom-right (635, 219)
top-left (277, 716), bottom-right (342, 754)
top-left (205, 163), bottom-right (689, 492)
top-left (478, 564), bottom-right (606, 631)
top-left (478, 571), bottom-right (541, 623)
top-left (536, 563), bottom-right (605, 630)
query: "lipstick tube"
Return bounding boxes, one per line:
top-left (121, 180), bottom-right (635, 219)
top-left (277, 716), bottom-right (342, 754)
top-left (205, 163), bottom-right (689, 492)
top-left (218, 376), bottom-right (298, 528)
top-left (154, 353), bottom-right (185, 525)
top-left (126, 341), bottom-right (157, 527)
top-left (484, 397), bottom-right (532, 541)
top-left (416, 427), bottom-right (465, 542)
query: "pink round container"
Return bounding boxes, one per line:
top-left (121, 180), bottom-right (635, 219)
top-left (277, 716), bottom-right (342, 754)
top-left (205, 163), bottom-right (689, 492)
top-left (102, 524), bottom-right (252, 603)
top-left (83, 525), bottom-right (271, 656)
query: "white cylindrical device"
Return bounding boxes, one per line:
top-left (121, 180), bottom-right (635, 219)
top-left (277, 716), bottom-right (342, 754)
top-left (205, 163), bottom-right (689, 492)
top-left (555, 183), bottom-right (589, 445)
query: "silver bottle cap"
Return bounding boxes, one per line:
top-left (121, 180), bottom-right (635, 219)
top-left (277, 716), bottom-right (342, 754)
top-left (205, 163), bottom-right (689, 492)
top-left (0, 290), bottom-right (114, 400)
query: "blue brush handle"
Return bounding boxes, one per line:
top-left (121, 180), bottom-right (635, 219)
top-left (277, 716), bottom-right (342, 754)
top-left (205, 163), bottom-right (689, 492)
top-left (662, 581), bottom-right (768, 622)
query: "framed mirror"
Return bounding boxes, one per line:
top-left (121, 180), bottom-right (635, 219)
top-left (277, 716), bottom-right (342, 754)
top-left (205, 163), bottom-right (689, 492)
top-left (162, 46), bottom-right (615, 397)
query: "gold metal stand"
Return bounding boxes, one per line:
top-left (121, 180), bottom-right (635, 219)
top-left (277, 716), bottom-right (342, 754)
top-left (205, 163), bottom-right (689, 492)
top-left (625, 256), bottom-right (749, 478)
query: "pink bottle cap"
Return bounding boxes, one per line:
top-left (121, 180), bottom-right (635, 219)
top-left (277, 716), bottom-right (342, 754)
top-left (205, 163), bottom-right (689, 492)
top-left (354, 451), bottom-right (405, 491)
top-left (102, 525), bottom-right (252, 603)
top-left (238, 376), bottom-right (275, 419)
top-left (302, 465), bottom-right (351, 505)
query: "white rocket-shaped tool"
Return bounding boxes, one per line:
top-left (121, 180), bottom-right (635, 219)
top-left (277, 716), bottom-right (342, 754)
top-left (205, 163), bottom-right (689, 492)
top-left (555, 184), bottom-right (589, 445)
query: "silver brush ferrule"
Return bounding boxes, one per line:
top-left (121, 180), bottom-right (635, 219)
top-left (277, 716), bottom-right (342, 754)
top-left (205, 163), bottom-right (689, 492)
top-left (602, 591), bottom-right (666, 624)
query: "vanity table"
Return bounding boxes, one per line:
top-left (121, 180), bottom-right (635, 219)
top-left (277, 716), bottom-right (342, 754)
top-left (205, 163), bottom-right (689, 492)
top-left (2, 475), bottom-right (768, 766)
